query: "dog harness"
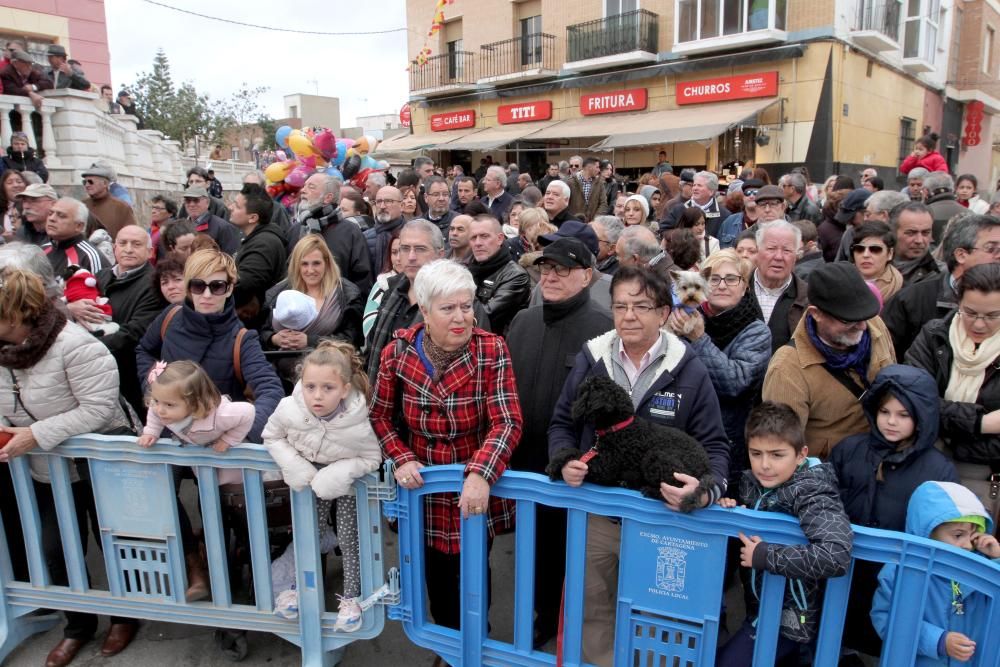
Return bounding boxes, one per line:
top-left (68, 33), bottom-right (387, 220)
top-left (582, 416), bottom-right (636, 463)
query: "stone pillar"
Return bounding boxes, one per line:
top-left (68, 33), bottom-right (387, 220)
top-left (16, 105), bottom-right (34, 148)
top-left (39, 106), bottom-right (60, 166)
top-left (0, 101), bottom-right (13, 148)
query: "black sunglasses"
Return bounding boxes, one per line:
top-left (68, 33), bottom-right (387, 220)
top-left (188, 279), bottom-right (230, 295)
top-left (851, 244), bottom-right (886, 255)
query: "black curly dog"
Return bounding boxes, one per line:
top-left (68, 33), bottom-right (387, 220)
top-left (546, 376), bottom-right (715, 513)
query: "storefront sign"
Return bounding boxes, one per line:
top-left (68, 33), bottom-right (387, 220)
top-left (963, 100), bottom-right (984, 147)
top-left (399, 103), bottom-right (411, 128)
top-left (430, 109), bottom-right (476, 131)
top-left (497, 100), bottom-right (553, 124)
top-left (676, 72), bottom-right (779, 105)
top-left (580, 88), bottom-right (648, 115)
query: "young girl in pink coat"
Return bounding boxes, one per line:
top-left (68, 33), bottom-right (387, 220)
top-left (899, 132), bottom-right (949, 174)
top-left (138, 359), bottom-right (255, 486)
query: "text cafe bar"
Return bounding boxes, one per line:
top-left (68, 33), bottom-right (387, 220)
top-left (430, 109), bottom-right (476, 132)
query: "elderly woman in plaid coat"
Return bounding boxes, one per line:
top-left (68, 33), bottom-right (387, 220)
top-left (369, 258), bottom-right (523, 631)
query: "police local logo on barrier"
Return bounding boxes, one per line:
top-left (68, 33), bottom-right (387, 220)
top-left (430, 109), bottom-right (476, 131)
top-left (676, 71), bottom-right (779, 105)
top-left (619, 519), bottom-right (726, 617)
top-left (580, 88), bottom-right (648, 115)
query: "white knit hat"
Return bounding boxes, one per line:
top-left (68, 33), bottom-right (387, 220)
top-left (273, 290), bottom-right (318, 331)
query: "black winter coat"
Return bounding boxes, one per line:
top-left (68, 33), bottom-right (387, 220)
top-left (233, 223), bottom-right (287, 315)
top-left (829, 364), bottom-right (959, 531)
top-left (1, 147), bottom-right (48, 182)
top-left (471, 257), bottom-right (531, 335)
top-left (506, 290), bottom-right (613, 473)
top-left (926, 192), bottom-right (967, 245)
top-left (136, 301), bottom-right (283, 442)
top-left (881, 271), bottom-right (956, 359)
top-left (905, 312), bottom-right (1000, 465)
top-left (190, 213), bottom-right (239, 255)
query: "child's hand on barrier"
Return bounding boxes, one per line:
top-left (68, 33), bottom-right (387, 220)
top-left (944, 632), bottom-right (975, 662)
top-left (737, 532), bottom-right (762, 568)
top-left (212, 440), bottom-right (230, 453)
top-left (717, 497), bottom-right (737, 508)
top-left (971, 532), bottom-right (1000, 559)
top-left (137, 434), bottom-right (157, 448)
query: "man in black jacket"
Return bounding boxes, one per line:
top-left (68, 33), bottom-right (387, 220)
top-left (182, 187), bottom-right (240, 254)
top-left (890, 202), bottom-right (941, 286)
top-left (423, 176), bottom-right (456, 237)
top-left (468, 215), bottom-right (530, 335)
top-left (883, 214), bottom-right (1000, 358)
top-left (231, 184), bottom-right (287, 328)
top-left (506, 237), bottom-right (613, 647)
top-left (95, 225), bottom-right (166, 416)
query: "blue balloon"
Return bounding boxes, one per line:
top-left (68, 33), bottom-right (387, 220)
top-left (360, 155), bottom-right (379, 170)
top-left (324, 166), bottom-right (344, 181)
top-left (275, 125), bottom-right (293, 150)
top-left (332, 140), bottom-right (348, 167)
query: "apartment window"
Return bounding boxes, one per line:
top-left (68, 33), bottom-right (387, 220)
top-left (289, 105), bottom-right (298, 118)
top-left (447, 39), bottom-right (463, 80)
top-left (520, 15), bottom-right (543, 66)
top-left (231, 147), bottom-right (240, 161)
top-left (676, 0), bottom-right (784, 43)
top-left (606, 0), bottom-right (639, 14)
top-left (899, 117), bottom-right (916, 162)
top-left (903, 0), bottom-right (939, 62)
top-left (986, 26), bottom-right (996, 75)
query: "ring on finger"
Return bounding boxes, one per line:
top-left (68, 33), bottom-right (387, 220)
top-left (401, 476), bottom-right (411, 483)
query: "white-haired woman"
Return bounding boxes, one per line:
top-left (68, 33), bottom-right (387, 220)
top-left (369, 259), bottom-right (523, 632)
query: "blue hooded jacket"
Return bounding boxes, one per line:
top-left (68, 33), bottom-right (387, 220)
top-left (871, 481), bottom-right (998, 665)
top-left (830, 365), bottom-right (959, 531)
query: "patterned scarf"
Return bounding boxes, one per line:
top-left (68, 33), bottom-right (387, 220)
top-left (417, 327), bottom-right (467, 381)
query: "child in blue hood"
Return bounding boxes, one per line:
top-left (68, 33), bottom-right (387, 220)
top-left (830, 365), bottom-right (960, 655)
top-left (717, 402), bottom-right (853, 666)
top-left (871, 481), bottom-right (1000, 665)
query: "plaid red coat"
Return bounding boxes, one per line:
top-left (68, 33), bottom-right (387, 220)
top-left (369, 324), bottom-right (522, 555)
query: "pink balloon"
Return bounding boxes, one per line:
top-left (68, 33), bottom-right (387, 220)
top-left (313, 129), bottom-right (337, 160)
top-left (275, 150), bottom-right (287, 161)
top-left (300, 155), bottom-right (317, 170)
top-left (285, 166), bottom-right (313, 188)
top-left (341, 138), bottom-right (355, 149)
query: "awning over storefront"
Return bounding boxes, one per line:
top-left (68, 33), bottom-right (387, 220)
top-left (439, 120), bottom-right (562, 151)
top-left (372, 127), bottom-right (479, 153)
top-left (589, 98), bottom-right (781, 149)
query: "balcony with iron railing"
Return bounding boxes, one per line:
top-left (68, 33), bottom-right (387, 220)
top-left (409, 51), bottom-right (477, 96)
top-left (478, 33), bottom-right (558, 84)
top-left (673, 0), bottom-right (788, 56)
top-left (851, 0), bottom-right (902, 51)
top-left (565, 9), bottom-right (660, 72)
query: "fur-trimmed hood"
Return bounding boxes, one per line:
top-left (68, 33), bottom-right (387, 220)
top-left (583, 327), bottom-right (689, 391)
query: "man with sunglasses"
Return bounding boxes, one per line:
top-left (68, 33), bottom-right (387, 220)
top-left (763, 262), bottom-right (896, 459)
top-left (181, 185), bottom-right (239, 255)
top-left (718, 179), bottom-right (764, 248)
top-left (81, 163), bottom-right (136, 241)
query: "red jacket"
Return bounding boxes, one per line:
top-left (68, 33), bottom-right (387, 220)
top-left (899, 150), bottom-right (948, 175)
top-left (369, 323), bottom-right (522, 554)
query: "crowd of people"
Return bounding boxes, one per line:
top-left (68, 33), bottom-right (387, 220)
top-left (0, 123), bottom-right (998, 667)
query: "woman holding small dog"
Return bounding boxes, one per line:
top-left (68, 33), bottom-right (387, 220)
top-left (369, 259), bottom-right (522, 633)
top-left (667, 249), bottom-right (771, 488)
top-left (548, 264), bottom-right (730, 667)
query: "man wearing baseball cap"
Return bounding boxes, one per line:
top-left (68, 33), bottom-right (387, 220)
top-left (505, 236), bottom-right (613, 648)
top-left (762, 262), bottom-right (895, 459)
top-left (15, 182), bottom-right (58, 245)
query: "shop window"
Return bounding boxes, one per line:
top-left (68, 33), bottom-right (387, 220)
top-left (675, 0), bottom-right (784, 43)
top-left (898, 117), bottom-right (916, 163)
top-left (903, 0), bottom-right (939, 62)
top-left (520, 15), bottom-right (543, 66)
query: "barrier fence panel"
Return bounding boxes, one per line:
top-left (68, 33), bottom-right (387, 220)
top-left (385, 465), bottom-right (1000, 667)
top-left (0, 435), bottom-right (399, 667)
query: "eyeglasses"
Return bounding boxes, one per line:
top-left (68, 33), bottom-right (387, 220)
top-left (958, 308), bottom-right (1000, 324)
top-left (611, 302), bottom-right (659, 316)
top-left (538, 262), bottom-right (573, 277)
top-left (374, 199), bottom-right (401, 206)
top-left (570, 164), bottom-right (582, 170)
top-left (971, 243), bottom-right (1000, 257)
top-left (757, 200), bottom-right (785, 209)
top-left (150, 205), bottom-right (167, 211)
top-left (852, 244), bottom-right (887, 255)
top-left (743, 189), bottom-right (759, 198)
top-left (708, 275), bottom-right (743, 287)
top-left (188, 279), bottom-right (230, 295)
top-left (82, 178), bottom-right (98, 186)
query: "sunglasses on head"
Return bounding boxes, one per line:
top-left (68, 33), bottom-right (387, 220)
top-left (188, 279), bottom-right (230, 295)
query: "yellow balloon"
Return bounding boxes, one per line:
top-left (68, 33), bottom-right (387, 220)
top-left (265, 161), bottom-right (295, 182)
top-left (288, 134), bottom-right (318, 158)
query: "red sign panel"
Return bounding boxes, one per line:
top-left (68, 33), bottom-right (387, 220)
top-left (399, 103), bottom-right (411, 128)
top-left (579, 88), bottom-right (648, 116)
top-left (676, 72), bottom-right (779, 105)
top-left (430, 109), bottom-right (476, 131)
top-left (497, 100), bottom-right (553, 124)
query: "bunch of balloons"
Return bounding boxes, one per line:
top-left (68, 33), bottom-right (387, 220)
top-left (265, 125), bottom-right (388, 204)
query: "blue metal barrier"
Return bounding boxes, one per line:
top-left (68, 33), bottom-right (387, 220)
top-left (384, 465), bottom-right (1000, 667)
top-left (0, 435), bottom-right (399, 667)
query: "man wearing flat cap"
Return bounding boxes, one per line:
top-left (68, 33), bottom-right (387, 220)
top-left (505, 236), bottom-right (613, 648)
top-left (762, 262), bottom-right (895, 459)
top-left (46, 44), bottom-right (90, 90)
top-left (0, 48), bottom-right (53, 110)
top-left (81, 162), bottom-right (137, 240)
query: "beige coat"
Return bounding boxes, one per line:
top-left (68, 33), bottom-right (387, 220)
top-left (762, 315), bottom-right (896, 459)
top-left (0, 321), bottom-right (128, 482)
top-left (262, 385), bottom-right (381, 500)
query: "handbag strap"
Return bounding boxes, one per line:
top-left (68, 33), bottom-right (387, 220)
top-left (159, 304), bottom-right (182, 340)
top-left (8, 368), bottom-right (38, 422)
top-left (233, 328), bottom-right (247, 387)
top-left (822, 364), bottom-right (868, 401)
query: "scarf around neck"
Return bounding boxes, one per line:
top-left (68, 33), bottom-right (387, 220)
top-left (805, 314), bottom-right (872, 383)
top-left (945, 314), bottom-right (1000, 403)
top-left (416, 327), bottom-right (467, 381)
top-left (0, 301), bottom-right (68, 370)
top-left (701, 290), bottom-right (763, 351)
top-left (543, 286), bottom-right (590, 325)
top-left (468, 244), bottom-right (512, 283)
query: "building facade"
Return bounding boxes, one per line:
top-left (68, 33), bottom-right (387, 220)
top-left (386, 0), bottom-right (997, 186)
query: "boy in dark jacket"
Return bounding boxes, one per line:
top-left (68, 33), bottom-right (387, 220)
top-left (717, 402), bottom-right (853, 667)
top-left (830, 364), bottom-right (959, 657)
top-left (1, 132), bottom-right (48, 182)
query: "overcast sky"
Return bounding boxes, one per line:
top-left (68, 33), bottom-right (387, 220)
top-left (104, 0), bottom-right (411, 127)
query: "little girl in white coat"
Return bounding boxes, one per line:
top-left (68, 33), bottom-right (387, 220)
top-left (263, 340), bottom-right (381, 631)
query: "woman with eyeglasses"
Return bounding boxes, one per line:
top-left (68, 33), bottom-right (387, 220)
top-left (849, 221), bottom-right (903, 303)
top-left (666, 249), bottom-right (771, 488)
top-left (549, 265), bottom-right (730, 667)
top-left (906, 263), bottom-right (1000, 521)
